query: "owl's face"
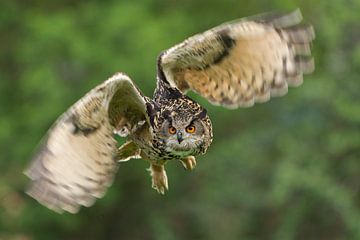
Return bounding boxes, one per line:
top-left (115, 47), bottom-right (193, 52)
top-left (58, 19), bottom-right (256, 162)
top-left (157, 110), bottom-right (211, 156)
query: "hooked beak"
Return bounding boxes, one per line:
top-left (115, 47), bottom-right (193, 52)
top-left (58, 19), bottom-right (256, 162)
top-left (177, 132), bottom-right (183, 144)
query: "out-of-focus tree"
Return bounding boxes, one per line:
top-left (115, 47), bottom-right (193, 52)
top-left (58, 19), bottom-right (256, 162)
top-left (0, 0), bottom-right (359, 239)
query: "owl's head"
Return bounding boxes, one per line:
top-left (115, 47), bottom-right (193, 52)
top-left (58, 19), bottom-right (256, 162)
top-left (157, 108), bottom-right (212, 156)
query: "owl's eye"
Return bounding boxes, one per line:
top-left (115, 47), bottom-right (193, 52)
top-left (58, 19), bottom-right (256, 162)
top-left (186, 126), bottom-right (196, 133)
top-left (168, 126), bottom-right (177, 134)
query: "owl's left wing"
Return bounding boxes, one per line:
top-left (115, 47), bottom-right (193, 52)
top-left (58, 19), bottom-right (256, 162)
top-left (24, 73), bottom-right (148, 213)
top-left (159, 9), bottom-right (315, 108)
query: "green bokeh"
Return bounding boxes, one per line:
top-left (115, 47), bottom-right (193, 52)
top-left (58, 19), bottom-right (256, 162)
top-left (1, 0), bottom-right (359, 239)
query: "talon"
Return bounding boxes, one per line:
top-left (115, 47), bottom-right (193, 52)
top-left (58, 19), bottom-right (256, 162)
top-left (180, 156), bottom-right (196, 171)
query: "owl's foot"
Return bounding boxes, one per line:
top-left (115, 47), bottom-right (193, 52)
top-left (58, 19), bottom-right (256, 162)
top-left (149, 164), bottom-right (168, 194)
top-left (180, 156), bottom-right (196, 170)
top-left (116, 141), bottom-right (141, 162)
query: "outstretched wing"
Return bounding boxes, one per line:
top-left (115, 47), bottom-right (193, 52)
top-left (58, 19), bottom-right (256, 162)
top-left (159, 9), bottom-right (315, 108)
top-left (24, 73), bottom-right (148, 213)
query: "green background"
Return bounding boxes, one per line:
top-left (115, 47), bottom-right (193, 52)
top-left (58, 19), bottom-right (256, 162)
top-left (1, 0), bottom-right (359, 239)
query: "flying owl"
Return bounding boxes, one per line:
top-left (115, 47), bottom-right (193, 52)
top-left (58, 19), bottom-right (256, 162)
top-left (25, 9), bottom-right (314, 213)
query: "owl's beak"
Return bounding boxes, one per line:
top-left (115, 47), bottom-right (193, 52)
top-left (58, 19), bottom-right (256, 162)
top-left (177, 132), bottom-right (183, 144)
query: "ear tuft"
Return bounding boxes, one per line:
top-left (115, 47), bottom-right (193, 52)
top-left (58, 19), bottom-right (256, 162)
top-left (196, 109), bottom-right (207, 119)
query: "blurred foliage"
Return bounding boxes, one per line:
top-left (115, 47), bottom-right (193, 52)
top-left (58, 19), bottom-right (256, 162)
top-left (0, 0), bottom-right (359, 239)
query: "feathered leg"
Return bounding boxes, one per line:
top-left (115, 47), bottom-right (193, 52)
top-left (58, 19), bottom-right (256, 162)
top-left (115, 141), bottom-right (141, 162)
top-left (149, 163), bottom-right (168, 194)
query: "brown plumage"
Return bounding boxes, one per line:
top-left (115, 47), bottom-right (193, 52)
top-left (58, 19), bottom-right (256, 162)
top-left (25, 9), bottom-right (315, 213)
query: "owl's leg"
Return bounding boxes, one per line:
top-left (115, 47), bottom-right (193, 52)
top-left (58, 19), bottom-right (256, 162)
top-left (149, 163), bottom-right (168, 194)
top-left (115, 141), bottom-right (141, 162)
top-left (180, 156), bottom-right (197, 170)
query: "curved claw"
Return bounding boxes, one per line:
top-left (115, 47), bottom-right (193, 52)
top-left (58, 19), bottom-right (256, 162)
top-left (180, 156), bottom-right (197, 170)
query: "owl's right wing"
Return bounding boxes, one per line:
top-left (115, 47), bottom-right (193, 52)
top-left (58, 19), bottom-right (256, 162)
top-left (159, 9), bottom-right (315, 108)
top-left (24, 73), bottom-right (148, 213)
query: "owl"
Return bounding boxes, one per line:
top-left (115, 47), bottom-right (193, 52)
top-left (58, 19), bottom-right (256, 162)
top-left (25, 9), bottom-right (314, 213)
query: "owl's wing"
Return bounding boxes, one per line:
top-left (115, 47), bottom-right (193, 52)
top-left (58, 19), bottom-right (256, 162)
top-left (24, 73), bottom-right (148, 213)
top-left (159, 9), bottom-right (315, 108)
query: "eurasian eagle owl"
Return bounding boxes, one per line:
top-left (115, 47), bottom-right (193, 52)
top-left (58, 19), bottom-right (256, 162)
top-left (25, 9), bottom-right (314, 213)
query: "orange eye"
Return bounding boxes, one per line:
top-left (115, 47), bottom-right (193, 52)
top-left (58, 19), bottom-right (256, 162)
top-left (186, 126), bottom-right (196, 133)
top-left (168, 126), bottom-right (177, 134)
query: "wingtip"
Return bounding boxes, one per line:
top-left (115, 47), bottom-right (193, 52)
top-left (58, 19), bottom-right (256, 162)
top-left (23, 168), bottom-right (31, 178)
top-left (246, 8), bottom-right (304, 28)
top-left (271, 8), bottom-right (303, 27)
top-left (295, 56), bottom-right (315, 74)
top-left (26, 183), bottom-right (81, 214)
